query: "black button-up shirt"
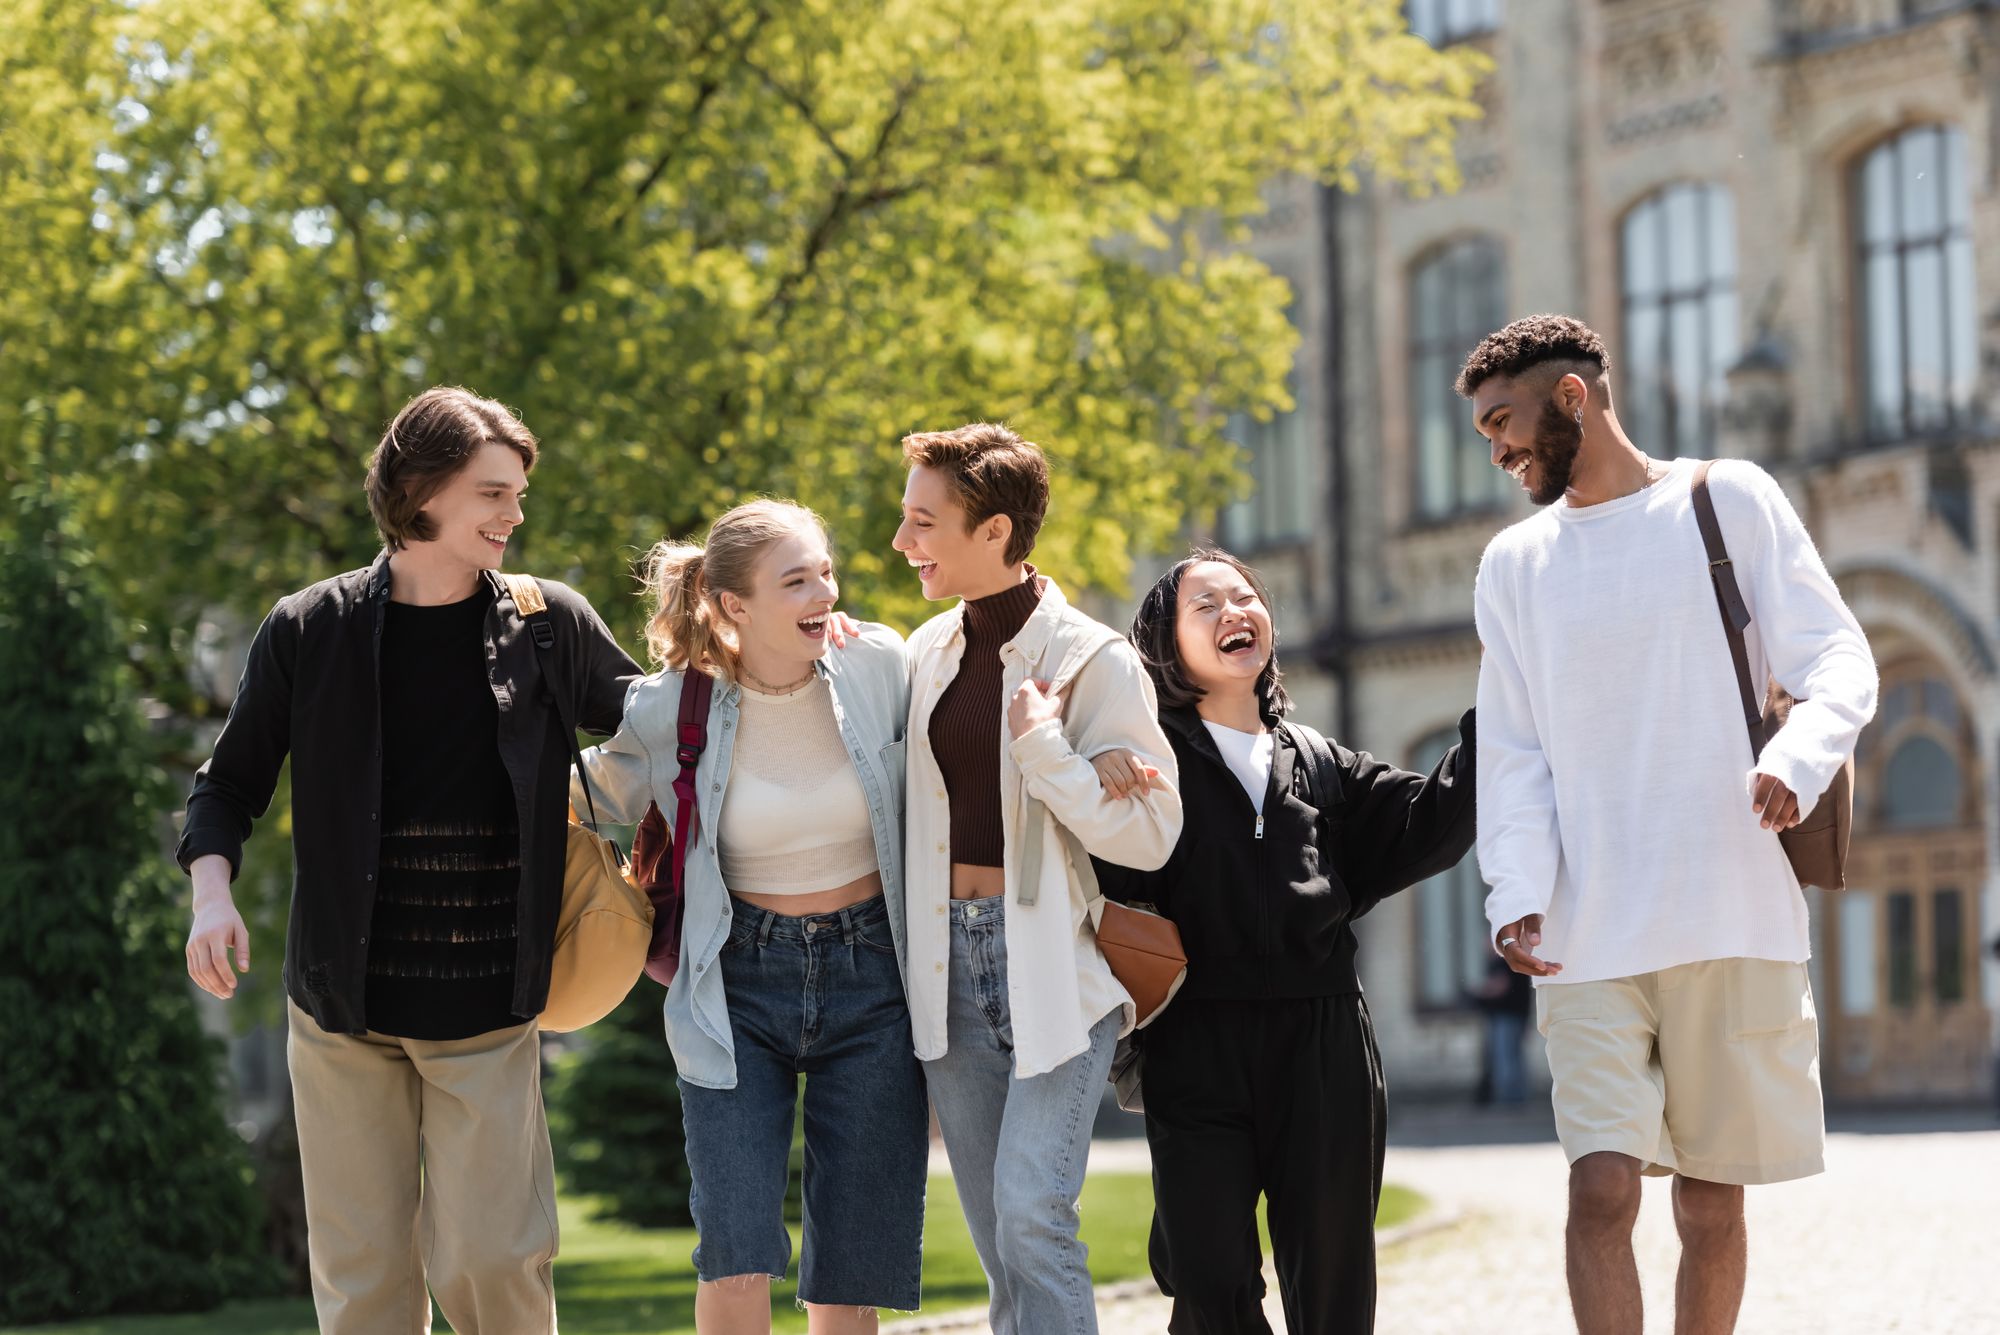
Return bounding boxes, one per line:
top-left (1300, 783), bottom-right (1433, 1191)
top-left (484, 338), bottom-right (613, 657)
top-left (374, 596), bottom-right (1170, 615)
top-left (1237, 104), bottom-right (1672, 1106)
top-left (176, 551), bottom-right (641, 1034)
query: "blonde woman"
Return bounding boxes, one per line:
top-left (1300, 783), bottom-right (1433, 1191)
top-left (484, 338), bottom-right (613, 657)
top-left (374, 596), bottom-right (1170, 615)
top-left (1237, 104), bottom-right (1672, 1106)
top-left (575, 501), bottom-right (922, 1334)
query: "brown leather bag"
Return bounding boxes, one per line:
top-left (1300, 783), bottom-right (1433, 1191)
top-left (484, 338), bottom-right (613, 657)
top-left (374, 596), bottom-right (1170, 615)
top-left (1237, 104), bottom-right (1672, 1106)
top-left (1690, 463), bottom-right (1854, 890)
top-left (1087, 889), bottom-right (1189, 1028)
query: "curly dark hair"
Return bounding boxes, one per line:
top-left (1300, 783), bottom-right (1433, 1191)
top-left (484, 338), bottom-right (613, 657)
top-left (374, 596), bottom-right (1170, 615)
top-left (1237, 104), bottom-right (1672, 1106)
top-left (1454, 314), bottom-right (1611, 398)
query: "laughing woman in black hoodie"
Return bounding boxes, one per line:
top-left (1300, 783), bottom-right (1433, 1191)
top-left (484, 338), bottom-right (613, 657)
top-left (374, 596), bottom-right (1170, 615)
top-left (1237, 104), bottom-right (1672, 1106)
top-left (1091, 549), bottom-right (1476, 1335)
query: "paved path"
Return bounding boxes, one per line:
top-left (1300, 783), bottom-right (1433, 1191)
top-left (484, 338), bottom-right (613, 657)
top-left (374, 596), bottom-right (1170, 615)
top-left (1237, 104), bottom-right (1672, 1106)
top-left (898, 1119), bottom-right (2000, 1334)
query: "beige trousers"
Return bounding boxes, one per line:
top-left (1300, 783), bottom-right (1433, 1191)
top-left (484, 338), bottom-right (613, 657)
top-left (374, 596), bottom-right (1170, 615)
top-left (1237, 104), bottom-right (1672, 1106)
top-left (287, 999), bottom-right (559, 1334)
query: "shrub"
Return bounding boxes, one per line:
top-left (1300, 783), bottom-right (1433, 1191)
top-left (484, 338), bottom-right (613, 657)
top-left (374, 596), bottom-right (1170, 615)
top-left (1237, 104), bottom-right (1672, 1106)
top-left (0, 489), bottom-right (276, 1322)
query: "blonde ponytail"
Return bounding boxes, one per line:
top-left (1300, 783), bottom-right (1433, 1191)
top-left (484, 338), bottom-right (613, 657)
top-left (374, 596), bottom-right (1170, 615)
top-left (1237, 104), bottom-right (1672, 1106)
top-left (641, 541), bottom-right (720, 674)
top-left (639, 498), bottom-right (828, 681)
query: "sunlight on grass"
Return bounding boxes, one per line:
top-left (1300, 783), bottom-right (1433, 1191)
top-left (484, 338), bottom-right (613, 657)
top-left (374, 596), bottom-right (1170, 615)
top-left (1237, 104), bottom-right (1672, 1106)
top-left (6, 1175), bottom-right (1427, 1335)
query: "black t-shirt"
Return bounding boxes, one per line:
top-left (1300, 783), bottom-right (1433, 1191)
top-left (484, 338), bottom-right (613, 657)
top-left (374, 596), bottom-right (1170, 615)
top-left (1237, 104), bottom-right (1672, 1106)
top-left (365, 583), bottom-right (522, 1039)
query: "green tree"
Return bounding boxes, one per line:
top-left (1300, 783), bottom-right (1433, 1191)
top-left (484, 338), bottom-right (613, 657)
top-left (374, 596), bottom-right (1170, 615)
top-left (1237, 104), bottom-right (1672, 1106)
top-left (4, 0), bottom-right (1483, 697)
top-left (0, 0), bottom-right (1481, 1280)
top-left (548, 986), bottom-right (695, 1228)
top-left (0, 489), bottom-right (274, 1323)
top-left (549, 985), bottom-right (814, 1230)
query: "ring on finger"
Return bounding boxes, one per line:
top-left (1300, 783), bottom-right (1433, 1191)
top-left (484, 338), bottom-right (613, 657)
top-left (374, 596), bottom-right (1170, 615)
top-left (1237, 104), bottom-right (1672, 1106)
top-left (1498, 936), bottom-right (1517, 949)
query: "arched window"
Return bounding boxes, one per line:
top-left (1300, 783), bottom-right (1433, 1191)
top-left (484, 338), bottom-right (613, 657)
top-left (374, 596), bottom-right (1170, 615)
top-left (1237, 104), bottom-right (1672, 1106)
top-left (1858, 663), bottom-right (1977, 832)
top-left (1854, 126), bottom-right (1976, 439)
top-left (1881, 736), bottom-right (1962, 828)
top-left (1620, 182), bottom-right (1738, 459)
top-left (1409, 726), bottom-right (1487, 1009)
top-left (1410, 237), bottom-right (1508, 519)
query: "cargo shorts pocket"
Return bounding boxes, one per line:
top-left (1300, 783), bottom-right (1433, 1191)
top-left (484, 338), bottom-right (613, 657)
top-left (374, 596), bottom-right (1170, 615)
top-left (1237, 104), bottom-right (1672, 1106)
top-left (1727, 960), bottom-right (1815, 1040)
top-left (1535, 984), bottom-right (1603, 1038)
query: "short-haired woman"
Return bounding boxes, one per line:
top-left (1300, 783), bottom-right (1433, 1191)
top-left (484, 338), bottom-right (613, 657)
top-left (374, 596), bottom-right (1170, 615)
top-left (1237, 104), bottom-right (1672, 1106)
top-left (1097, 549), bottom-right (1476, 1335)
top-left (576, 500), bottom-right (923, 1335)
top-left (892, 423), bottom-right (1183, 1335)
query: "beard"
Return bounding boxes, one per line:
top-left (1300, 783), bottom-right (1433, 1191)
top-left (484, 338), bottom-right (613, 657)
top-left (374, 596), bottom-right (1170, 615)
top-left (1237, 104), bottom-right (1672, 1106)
top-left (1525, 396), bottom-right (1583, 507)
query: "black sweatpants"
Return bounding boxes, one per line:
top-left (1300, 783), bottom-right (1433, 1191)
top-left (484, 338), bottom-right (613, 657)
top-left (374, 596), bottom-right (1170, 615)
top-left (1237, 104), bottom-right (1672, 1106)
top-left (1140, 993), bottom-right (1387, 1335)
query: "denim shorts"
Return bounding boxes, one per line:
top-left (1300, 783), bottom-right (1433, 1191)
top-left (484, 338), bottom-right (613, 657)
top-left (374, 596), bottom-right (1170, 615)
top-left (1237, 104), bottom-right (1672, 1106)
top-left (677, 894), bottom-right (928, 1308)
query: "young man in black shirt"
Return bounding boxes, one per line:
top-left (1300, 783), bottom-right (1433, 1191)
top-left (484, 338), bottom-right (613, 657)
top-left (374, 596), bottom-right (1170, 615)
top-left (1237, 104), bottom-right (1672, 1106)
top-left (178, 387), bottom-right (640, 1333)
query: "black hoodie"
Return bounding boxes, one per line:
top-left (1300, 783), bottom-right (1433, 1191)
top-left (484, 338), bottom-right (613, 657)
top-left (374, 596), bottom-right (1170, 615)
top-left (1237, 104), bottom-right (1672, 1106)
top-left (1095, 706), bottom-right (1476, 1000)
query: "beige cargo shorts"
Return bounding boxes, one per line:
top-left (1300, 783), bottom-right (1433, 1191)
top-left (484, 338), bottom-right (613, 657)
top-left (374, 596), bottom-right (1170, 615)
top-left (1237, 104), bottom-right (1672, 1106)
top-left (1535, 956), bottom-right (1825, 1185)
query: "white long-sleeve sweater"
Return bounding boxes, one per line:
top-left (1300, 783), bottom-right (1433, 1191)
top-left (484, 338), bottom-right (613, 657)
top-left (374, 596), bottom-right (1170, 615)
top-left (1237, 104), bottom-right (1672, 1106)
top-left (1474, 457), bottom-right (1877, 985)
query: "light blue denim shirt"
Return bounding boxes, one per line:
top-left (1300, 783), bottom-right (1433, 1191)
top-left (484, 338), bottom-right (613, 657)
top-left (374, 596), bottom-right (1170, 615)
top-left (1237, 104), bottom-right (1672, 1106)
top-left (573, 622), bottom-right (910, 1089)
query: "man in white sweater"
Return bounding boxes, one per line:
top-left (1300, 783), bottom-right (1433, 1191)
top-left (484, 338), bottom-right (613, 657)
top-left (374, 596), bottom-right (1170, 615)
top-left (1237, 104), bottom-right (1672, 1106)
top-left (1465, 315), bottom-right (1877, 1335)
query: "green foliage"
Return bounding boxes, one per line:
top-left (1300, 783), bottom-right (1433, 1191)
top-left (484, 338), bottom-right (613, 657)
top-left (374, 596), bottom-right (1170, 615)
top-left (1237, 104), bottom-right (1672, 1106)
top-left (0, 490), bottom-right (276, 1323)
top-left (3, 1175), bottom-right (1173, 1333)
top-left (547, 984), bottom-right (811, 1231)
top-left (1, 0), bottom-right (1481, 1053)
top-left (1, 0), bottom-right (1483, 684)
top-left (547, 987), bottom-right (695, 1229)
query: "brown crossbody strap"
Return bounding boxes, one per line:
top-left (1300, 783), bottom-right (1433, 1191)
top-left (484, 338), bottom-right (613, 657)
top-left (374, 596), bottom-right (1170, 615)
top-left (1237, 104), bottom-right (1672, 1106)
top-left (1689, 462), bottom-right (1767, 759)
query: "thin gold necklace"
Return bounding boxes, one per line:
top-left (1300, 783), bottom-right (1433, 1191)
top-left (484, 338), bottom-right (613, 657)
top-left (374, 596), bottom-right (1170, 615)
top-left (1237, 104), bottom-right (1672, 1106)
top-left (740, 664), bottom-right (816, 696)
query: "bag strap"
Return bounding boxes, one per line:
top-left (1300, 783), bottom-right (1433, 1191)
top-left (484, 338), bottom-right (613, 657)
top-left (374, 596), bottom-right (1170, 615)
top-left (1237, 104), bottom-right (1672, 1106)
top-left (1014, 630), bottom-right (1121, 908)
top-left (501, 573), bottom-right (608, 835)
top-left (1283, 721), bottom-right (1344, 814)
top-left (670, 669), bottom-right (715, 899)
top-left (1689, 462), bottom-right (1768, 759)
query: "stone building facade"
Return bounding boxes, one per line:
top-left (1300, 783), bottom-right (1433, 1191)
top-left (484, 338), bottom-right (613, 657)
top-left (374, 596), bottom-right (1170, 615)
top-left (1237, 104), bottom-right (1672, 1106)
top-left (1206, 0), bottom-right (2000, 1103)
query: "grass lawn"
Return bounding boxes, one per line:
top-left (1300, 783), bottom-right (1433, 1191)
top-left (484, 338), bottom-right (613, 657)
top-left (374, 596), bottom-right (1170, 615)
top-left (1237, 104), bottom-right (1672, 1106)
top-left (8, 1176), bottom-right (1427, 1335)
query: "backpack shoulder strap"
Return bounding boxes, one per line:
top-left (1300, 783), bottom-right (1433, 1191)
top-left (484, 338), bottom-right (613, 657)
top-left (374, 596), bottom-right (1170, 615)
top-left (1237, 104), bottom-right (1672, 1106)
top-left (502, 571), bottom-right (557, 648)
top-left (1041, 617), bottom-right (1123, 697)
top-left (501, 572), bottom-right (603, 828)
top-left (502, 571), bottom-right (548, 618)
top-left (1690, 462), bottom-right (1768, 757)
top-left (1283, 721), bottom-right (1345, 814)
top-left (669, 671), bottom-right (715, 897)
top-left (1013, 624), bottom-right (1125, 909)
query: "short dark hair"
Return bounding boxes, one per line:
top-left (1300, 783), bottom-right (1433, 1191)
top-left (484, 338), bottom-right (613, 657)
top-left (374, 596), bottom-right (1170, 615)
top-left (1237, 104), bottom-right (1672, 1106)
top-left (1454, 314), bottom-right (1611, 398)
top-left (900, 423), bottom-right (1050, 565)
top-left (364, 387), bottom-right (538, 549)
top-left (1128, 547), bottom-right (1293, 721)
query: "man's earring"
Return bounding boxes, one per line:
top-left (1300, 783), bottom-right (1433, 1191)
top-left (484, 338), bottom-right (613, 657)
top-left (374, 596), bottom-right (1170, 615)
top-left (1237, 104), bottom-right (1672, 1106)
top-left (1573, 408), bottom-right (1583, 426)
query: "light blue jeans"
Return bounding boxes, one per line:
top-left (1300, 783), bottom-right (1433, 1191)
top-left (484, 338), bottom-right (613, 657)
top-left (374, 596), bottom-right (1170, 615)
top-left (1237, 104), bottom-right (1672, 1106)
top-left (922, 895), bottom-right (1120, 1335)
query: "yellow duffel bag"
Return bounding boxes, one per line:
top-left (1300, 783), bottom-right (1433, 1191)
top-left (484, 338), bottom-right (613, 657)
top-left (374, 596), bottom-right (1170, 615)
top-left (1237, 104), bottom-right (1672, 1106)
top-left (504, 573), bottom-right (653, 1033)
top-left (540, 809), bottom-right (653, 1032)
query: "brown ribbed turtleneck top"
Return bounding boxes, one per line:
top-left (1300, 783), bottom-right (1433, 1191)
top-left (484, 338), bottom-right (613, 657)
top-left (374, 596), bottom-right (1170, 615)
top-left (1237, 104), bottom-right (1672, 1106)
top-left (929, 571), bottom-right (1045, 867)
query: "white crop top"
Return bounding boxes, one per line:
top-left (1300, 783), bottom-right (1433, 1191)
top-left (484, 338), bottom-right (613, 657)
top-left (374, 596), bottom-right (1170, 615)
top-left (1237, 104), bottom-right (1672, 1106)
top-left (717, 675), bottom-right (880, 894)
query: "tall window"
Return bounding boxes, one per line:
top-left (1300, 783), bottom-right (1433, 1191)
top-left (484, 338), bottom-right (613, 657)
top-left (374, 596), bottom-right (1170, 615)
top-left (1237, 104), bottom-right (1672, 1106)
top-left (1408, 0), bottom-right (1502, 45)
top-left (1856, 125), bottom-right (1977, 440)
top-left (1221, 283), bottom-right (1312, 549)
top-left (1410, 237), bottom-right (1507, 519)
top-left (1220, 382), bottom-right (1311, 549)
top-left (1621, 183), bottom-right (1739, 459)
top-left (1409, 727), bottom-right (1488, 1009)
